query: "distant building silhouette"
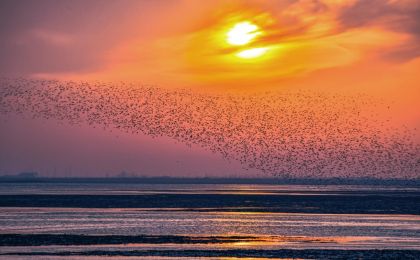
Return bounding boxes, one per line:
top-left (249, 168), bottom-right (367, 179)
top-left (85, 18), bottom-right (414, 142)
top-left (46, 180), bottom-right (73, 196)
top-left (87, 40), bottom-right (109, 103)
top-left (0, 171), bottom-right (39, 179)
top-left (17, 172), bottom-right (39, 178)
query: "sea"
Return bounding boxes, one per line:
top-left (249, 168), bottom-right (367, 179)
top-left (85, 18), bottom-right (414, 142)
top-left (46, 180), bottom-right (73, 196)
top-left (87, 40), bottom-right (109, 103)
top-left (0, 182), bottom-right (419, 259)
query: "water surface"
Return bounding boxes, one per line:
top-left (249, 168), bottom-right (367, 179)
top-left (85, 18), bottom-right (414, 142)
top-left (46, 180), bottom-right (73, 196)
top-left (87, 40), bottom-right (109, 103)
top-left (0, 183), bottom-right (419, 259)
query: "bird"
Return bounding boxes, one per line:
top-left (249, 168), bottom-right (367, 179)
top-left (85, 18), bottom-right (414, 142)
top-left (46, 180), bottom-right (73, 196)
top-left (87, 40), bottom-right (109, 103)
top-left (0, 77), bottom-right (418, 179)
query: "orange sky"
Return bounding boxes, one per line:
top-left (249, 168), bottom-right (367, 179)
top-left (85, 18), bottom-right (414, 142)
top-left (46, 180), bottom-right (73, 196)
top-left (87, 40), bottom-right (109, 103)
top-left (40, 1), bottom-right (418, 88)
top-left (0, 1), bottom-right (417, 91)
top-left (10, 1), bottom-right (412, 87)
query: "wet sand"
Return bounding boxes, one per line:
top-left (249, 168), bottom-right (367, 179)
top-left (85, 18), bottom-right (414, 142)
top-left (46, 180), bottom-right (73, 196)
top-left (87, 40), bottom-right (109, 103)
top-left (0, 183), bottom-right (419, 259)
top-left (0, 191), bottom-right (419, 214)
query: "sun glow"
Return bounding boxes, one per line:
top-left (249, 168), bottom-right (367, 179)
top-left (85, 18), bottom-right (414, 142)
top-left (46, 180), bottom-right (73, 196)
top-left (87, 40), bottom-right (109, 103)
top-left (227, 21), bottom-right (261, 46)
top-left (236, 47), bottom-right (268, 59)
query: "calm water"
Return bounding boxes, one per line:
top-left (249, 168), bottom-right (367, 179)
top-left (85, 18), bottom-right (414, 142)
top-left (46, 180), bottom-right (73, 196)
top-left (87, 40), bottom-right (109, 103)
top-left (0, 183), bottom-right (419, 259)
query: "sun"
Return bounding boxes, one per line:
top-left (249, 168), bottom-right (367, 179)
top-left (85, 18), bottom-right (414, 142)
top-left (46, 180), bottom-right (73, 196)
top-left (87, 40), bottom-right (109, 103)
top-left (226, 21), bottom-right (261, 46)
top-left (225, 21), bottom-right (269, 59)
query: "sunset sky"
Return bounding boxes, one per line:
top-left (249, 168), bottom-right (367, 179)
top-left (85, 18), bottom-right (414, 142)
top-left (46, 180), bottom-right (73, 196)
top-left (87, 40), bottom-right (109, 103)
top-left (0, 0), bottom-right (419, 177)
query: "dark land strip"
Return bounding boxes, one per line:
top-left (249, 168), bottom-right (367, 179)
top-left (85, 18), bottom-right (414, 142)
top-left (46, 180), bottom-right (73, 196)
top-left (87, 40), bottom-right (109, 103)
top-left (0, 193), bottom-right (419, 214)
top-left (0, 234), bottom-right (269, 246)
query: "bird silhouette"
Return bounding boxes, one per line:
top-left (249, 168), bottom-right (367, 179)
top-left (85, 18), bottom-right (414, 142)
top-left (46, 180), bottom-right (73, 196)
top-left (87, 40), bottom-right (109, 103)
top-left (0, 77), bottom-right (418, 179)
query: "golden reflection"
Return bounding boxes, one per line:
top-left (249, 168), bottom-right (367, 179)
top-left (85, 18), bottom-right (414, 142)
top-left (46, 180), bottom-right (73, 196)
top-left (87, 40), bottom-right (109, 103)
top-left (219, 258), bottom-right (305, 260)
top-left (216, 235), bottom-right (379, 249)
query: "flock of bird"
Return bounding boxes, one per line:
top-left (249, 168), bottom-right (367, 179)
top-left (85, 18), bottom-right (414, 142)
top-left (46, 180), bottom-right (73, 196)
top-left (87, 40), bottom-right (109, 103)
top-left (0, 78), bottom-right (418, 179)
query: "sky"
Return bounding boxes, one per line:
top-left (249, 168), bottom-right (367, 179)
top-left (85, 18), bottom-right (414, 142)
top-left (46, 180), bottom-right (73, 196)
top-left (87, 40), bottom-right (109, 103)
top-left (0, 0), bottom-right (419, 178)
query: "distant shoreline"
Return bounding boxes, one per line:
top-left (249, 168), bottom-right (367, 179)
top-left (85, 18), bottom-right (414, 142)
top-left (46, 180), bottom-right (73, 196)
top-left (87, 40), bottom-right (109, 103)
top-left (0, 176), bottom-right (419, 186)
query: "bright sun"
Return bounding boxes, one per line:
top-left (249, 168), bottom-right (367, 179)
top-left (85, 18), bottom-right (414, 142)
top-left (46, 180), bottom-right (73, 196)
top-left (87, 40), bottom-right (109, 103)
top-left (227, 21), bottom-right (261, 46)
top-left (226, 21), bottom-right (268, 59)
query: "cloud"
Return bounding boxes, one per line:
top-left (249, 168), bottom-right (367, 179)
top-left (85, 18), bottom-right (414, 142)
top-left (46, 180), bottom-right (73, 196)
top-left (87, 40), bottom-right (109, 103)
top-left (1, 0), bottom-right (418, 83)
top-left (29, 29), bottom-right (75, 46)
top-left (338, 0), bottom-right (420, 60)
top-left (0, 0), bottom-right (181, 76)
top-left (83, 0), bottom-right (409, 87)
